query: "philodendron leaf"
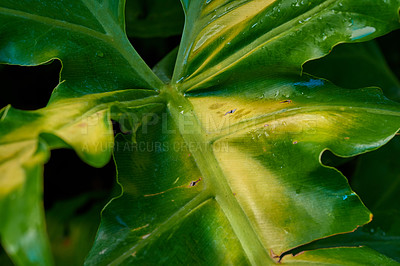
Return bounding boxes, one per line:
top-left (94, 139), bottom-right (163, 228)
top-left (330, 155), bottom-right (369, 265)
top-left (173, 0), bottom-right (400, 91)
top-left (281, 247), bottom-right (399, 265)
top-left (0, 0), bottom-right (163, 101)
top-left (282, 39), bottom-right (400, 262)
top-left (0, 0), bottom-right (165, 264)
top-left (86, 73), bottom-right (400, 265)
top-left (1, 0), bottom-right (400, 265)
top-left (84, 0), bottom-right (400, 264)
top-left (0, 88), bottom-right (161, 265)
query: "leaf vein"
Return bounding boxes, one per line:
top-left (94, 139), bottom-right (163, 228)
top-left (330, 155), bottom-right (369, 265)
top-left (0, 6), bottom-right (108, 41)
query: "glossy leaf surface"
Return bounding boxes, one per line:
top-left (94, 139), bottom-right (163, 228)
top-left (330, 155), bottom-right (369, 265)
top-left (174, 0), bottom-right (400, 91)
top-left (0, 0), bottom-right (164, 264)
top-left (284, 39), bottom-right (400, 262)
top-left (281, 247), bottom-right (399, 265)
top-left (0, 0), bottom-right (400, 265)
top-left (87, 75), bottom-right (400, 265)
top-left (0, 0), bottom-right (162, 100)
top-left (0, 89), bottom-right (159, 265)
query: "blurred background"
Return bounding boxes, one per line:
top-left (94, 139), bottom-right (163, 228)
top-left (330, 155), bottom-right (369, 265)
top-left (0, 0), bottom-right (399, 264)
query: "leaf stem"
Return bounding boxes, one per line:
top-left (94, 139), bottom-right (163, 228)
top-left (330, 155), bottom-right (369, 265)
top-left (163, 85), bottom-right (275, 264)
top-left (81, 0), bottom-right (164, 89)
top-left (109, 191), bottom-right (211, 265)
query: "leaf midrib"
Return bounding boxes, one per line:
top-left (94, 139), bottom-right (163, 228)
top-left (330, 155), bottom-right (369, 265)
top-left (107, 85), bottom-right (275, 264)
top-left (109, 192), bottom-right (212, 265)
top-left (79, 0), bottom-right (165, 89)
top-left (164, 86), bottom-right (275, 264)
top-left (0, 7), bottom-right (107, 42)
top-left (0, 1), bottom-right (164, 89)
top-left (177, 0), bottom-right (338, 90)
top-left (209, 105), bottom-right (400, 142)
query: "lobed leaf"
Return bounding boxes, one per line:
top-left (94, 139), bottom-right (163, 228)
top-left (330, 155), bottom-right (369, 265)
top-left (87, 0), bottom-right (400, 264)
top-left (281, 247), bottom-right (399, 265)
top-left (280, 35), bottom-right (400, 262)
top-left (174, 0), bottom-right (400, 91)
top-left (0, 0), bottom-right (400, 265)
top-left (0, 0), bottom-right (165, 264)
top-left (0, 0), bottom-right (163, 100)
top-left (0, 88), bottom-right (159, 265)
top-left (87, 73), bottom-right (400, 264)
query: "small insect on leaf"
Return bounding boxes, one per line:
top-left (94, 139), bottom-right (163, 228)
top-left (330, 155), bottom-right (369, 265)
top-left (189, 177), bottom-right (202, 187)
top-left (224, 109), bottom-right (237, 116)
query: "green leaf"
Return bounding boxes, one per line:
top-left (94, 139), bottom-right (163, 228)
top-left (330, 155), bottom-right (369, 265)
top-left (293, 39), bottom-right (400, 261)
top-left (0, 89), bottom-right (159, 265)
top-left (0, 0), bottom-right (165, 264)
top-left (279, 217), bottom-right (400, 263)
top-left (338, 39), bottom-right (400, 259)
top-left (173, 0), bottom-right (400, 91)
top-left (0, 138), bottom-right (52, 266)
top-left (303, 38), bottom-right (400, 170)
top-left (153, 47), bottom-right (179, 83)
top-left (281, 247), bottom-right (399, 265)
top-left (290, 39), bottom-right (400, 262)
top-left (350, 78), bottom-right (400, 260)
top-left (87, 74), bottom-right (400, 264)
top-left (0, 0), bottom-right (163, 101)
top-left (1, 0), bottom-right (400, 264)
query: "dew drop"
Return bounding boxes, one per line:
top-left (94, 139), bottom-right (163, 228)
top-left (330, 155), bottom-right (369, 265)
top-left (351, 26), bottom-right (376, 41)
top-left (96, 51), bottom-right (104, 57)
top-left (141, 233), bottom-right (151, 239)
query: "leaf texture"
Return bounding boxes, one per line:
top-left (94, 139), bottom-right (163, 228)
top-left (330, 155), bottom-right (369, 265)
top-left (0, 0), bottom-right (400, 265)
top-left (173, 0), bottom-right (400, 91)
top-left (0, 0), bottom-right (164, 264)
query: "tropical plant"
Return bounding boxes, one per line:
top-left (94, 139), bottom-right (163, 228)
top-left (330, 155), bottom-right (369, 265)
top-left (1, 0), bottom-right (400, 265)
